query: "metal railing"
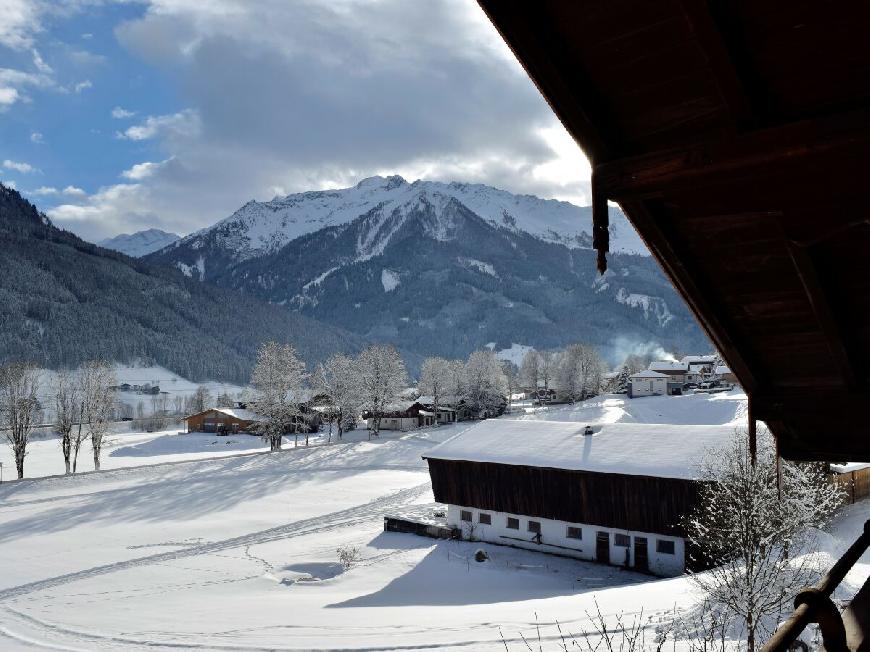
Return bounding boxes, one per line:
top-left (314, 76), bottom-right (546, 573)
top-left (762, 518), bottom-right (870, 652)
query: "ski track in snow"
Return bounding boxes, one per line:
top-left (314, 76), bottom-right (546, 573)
top-left (0, 481), bottom-right (430, 605)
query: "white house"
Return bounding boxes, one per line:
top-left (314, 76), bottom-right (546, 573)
top-left (628, 369), bottom-right (669, 397)
top-left (681, 355), bottom-right (717, 383)
top-left (422, 420), bottom-right (731, 577)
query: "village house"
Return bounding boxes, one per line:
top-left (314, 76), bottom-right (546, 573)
top-left (648, 360), bottom-right (688, 383)
top-left (681, 355), bottom-right (716, 384)
top-left (628, 369), bottom-right (670, 397)
top-left (423, 420), bottom-right (731, 577)
top-left (714, 365), bottom-right (738, 385)
top-left (363, 401), bottom-right (436, 431)
top-left (416, 396), bottom-right (459, 424)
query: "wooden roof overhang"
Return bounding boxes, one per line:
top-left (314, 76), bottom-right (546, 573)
top-left (479, 0), bottom-right (870, 461)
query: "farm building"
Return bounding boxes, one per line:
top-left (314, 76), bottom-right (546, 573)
top-left (628, 370), bottom-right (670, 398)
top-left (649, 360), bottom-right (689, 383)
top-left (423, 419), bottom-right (731, 577)
top-left (714, 365), bottom-right (738, 385)
top-left (184, 408), bottom-right (260, 434)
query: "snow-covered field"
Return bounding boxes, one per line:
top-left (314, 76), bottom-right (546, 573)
top-left (0, 390), bottom-right (867, 651)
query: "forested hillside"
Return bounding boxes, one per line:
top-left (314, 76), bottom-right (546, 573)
top-left (0, 184), bottom-right (366, 383)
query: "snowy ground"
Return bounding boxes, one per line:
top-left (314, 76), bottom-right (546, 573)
top-left (0, 390), bottom-right (867, 651)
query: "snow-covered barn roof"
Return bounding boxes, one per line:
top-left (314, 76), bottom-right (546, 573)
top-left (424, 419), bottom-right (734, 480)
top-left (714, 365), bottom-right (731, 375)
top-left (680, 355), bottom-right (716, 364)
top-left (214, 408), bottom-right (261, 421)
top-left (630, 369), bottom-right (669, 379)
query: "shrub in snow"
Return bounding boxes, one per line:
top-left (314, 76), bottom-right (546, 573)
top-left (337, 545), bottom-right (361, 570)
top-left (474, 548), bottom-right (488, 562)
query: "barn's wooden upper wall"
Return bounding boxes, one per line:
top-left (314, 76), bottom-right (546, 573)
top-left (479, 0), bottom-right (870, 460)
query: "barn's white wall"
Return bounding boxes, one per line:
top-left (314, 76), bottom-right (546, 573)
top-left (446, 504), bottom-right (685, 577)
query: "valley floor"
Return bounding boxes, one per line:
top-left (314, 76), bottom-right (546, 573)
top-left (0, 391), bottom-right (867, 651)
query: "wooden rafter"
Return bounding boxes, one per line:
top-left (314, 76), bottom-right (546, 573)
top-left (677, 0), bottom-right (755, 128)
top-left (783, 241), bottom-right (858, 389)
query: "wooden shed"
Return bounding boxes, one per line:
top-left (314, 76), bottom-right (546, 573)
top-left (423, 420), bottom-right (732, 576)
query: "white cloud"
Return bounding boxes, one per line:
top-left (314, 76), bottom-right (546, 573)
top-left (32, 185), bottom-right (58, 195)
top-left (62, 185), bottom-right (86, 196)
top-left (120, 159), bottom-right (167, 180)
top-left (116, 109), bottom-right (200, 141)
top-left (111, 106), bottom-right (136, 119)
top-left (31, 48), bottom-right (52, 74)
top-left (30, 130), bottom-right (44, 143)
top-left (0, 0), bottom-right (40, 50)
top-left (3, 180), bottom-right (17, 189)
top-left (0, 86), bottom-right (20, 106)
top-left (73, 79), bottom-right (92, 93)
top-left (3, 159), bottom-right (39, 173)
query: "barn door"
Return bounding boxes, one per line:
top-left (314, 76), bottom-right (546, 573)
top-left (633, 537), bottom-right (649, 572)
top-left (595, 532), bottom-right (610, 564)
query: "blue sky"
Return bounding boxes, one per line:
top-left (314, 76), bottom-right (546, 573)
top-left (0, 0), bottom-right (591, 241)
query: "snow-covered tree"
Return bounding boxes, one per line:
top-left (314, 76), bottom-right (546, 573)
top-left (250, 341), bottom-right (307, 451)
top-left (519, 349), bottom-right (540, 391)
top-left (419, 357), bottom-right (453, 425)
top-left (538, 350), bottom-right (555, 393)
top-left (53, 369), bottom-right (81, 474)
top-left (463, 350), bottom-right (507, 418)
top-left (312, 353), bottom-right (361, 443)
top-left (79, 360), bottom-right (117, 471)
top-left (0, 361), bottom-right (40, 479)
top-left (685, 428), bottom-right (844, 652)
top-left (357, 345), bottom-right (407, 439)
top-left (613, 364), bottom-right (631, 393)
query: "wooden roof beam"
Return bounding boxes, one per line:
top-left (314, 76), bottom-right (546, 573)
top-left (595, 107), bottom-right (870, 200)
top-left (677, 0), bottom-right (756, 129)
top-left (784, 240), bottom-right (859, 389)
top-left (616, 198), bottom-right (761, 392)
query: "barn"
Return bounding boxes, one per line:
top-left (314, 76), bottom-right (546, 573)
top-left (423, 420), bottom-right (732, 577)
top-left (184, 407), bottom-right (260, 434)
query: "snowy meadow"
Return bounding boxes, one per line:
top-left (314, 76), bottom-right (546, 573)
top-left (0, 390), bottom-right (867, 651)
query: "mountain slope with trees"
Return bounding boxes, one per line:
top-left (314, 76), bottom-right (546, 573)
top-left (149, 180), bottom-right (709, 361)
top-left (0, 183), bottom-right (366, 383)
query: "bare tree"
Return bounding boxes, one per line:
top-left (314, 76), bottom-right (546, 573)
top-left (215, 391), bottom-right (234, 408)
top-left (79, 360), bottom-right (117, 471)
top-left (312, 353), bottom-right (361, 443)
top-left (53, 369), bottom-right (80, 474)
top-left (172, 394), bottom-right (184, 415)
top-left (500, 360), bottom-right (519, 413)
top-left (250, 341), bottom-right (307, 451)
top-left (0, 362), bottom-right (40, 479)
top-left (357, 345), bottom-right (406, 439)
top-left (538, 350), bottom-right (555, 393)
top-left (685, 428), bottom-right (844, 652)
top-left (191, 386), bottom-right (213, 413)
top-left (519, 349), bottom-right (540, 393)
top-left (419, 357), bottom-right (453, 426)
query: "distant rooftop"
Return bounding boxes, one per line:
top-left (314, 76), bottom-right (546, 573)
top-left (424, 419), bottom-right (734, 480)
top-left (630, 369), bottom-right (669, 379)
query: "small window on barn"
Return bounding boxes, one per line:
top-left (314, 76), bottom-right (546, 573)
top-left (566, 526), bottom-right (582, 540)
top-left (527, 520), bottom-right (541, 534)
top-left (460, 510), bottom-right (472, 522)
top-left (478, 512), bottom-right (491, 525)
top-left (657, 539), bottom-right (675, 555)
top-left (506, 517), bottom-right (519, 529)
top-left (614, 533), bottom-right (630, 547)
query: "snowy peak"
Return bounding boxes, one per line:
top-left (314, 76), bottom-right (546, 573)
top-left (99, 229), bottom-right (180, 257)
top-left (169, 176), bottom-right (648, 263)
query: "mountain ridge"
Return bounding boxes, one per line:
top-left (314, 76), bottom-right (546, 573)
top-left (98, 228), bottom-right (180, 258)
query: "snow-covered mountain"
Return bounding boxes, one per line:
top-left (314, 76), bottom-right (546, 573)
top-left (99, 228), bottom-right (180, 257)
top-left (164, 176), bottom-right (647, 263)
top-left (148, 178), bottom-right (707, 362)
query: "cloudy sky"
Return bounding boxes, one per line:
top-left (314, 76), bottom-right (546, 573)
top-left (0, 0), bottom-right (592, 241)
